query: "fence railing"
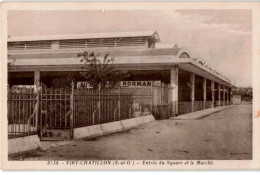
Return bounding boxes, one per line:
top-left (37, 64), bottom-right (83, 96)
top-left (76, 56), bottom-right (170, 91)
top-left (178, 101), bottom-right (192, 115)
top-left (73, 88), bottom-right (139, 127)
top-left (205, 101), bottom-right (212, 109)
top-left (8, 88), bottom-right (38, 139)
top-left (151, 86), bottom-right (173, 119)
top-left (152, 104), bottom-right (174, 120)
top-left (193, 101), bottom-right (204, 112)
top-left (7, 84), bottom-right (174, 138)
top-left (40, 88), bottom-right (71, 129)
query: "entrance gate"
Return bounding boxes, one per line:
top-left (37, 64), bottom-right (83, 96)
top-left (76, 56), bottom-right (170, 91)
top-left (39, 88), bottom-right (72, 141)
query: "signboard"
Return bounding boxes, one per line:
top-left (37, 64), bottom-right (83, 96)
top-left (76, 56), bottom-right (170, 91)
top-left (77, 81), bottom-right (161, 89)
top-left (120, 81), bottom-right (161, 87)
top-left (77, 81), bottom-right (93, 89)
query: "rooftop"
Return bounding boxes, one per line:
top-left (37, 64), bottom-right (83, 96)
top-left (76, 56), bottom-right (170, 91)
top-left (8, 30), bottom-right (160, 42)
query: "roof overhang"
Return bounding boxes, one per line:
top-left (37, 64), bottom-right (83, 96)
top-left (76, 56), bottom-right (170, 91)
top-left (8, 55), bottom-right (234, 87)
top-left (179, 63), bottom-right (233, 87)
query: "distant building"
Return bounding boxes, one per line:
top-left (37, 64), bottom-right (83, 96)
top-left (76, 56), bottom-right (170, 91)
top-left (232, 87), bottom-right (252, 102)
top-left (231, 95), bottom-right (242, 104)
top-left (7, 30), bottom-right (234, 116)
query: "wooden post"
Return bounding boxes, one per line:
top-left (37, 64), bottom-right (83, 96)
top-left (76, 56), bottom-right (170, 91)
top-left (190, 73), bottom-right (195, 112)
top-left (70, 81), bottom-right (74, 140)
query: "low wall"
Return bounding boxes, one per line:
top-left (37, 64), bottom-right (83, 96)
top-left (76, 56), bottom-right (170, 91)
top-left (74, 125), bottom-right (103, 140)
top-left (8, 134), bottom-right (40, 155)
top-left (100, 121), bottom-right (123, 135)
top-left (73, 114), bottom-right (155, 140)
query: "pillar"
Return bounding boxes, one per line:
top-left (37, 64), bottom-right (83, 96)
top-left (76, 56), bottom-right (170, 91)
top-left (170, 66), bottom-right (178, 115)
top-left (223, 86), bottom-right (226, 105)
top-left (203, 78), bottom-right (207, 109)
top-left (34, 70), bottom-right (40, 92)
top-left (211, 81), bottom-right (215, 108)
top-left (227, 88), bottom-right (230, 105)
top-left (190, 73), bottom-right (195, 112)
top-left (229, 88), bottom-right (231, 104)
top-left (218, 83), bottom-right (221, 106)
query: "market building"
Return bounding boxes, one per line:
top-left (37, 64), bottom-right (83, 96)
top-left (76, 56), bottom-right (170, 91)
top-left (7, 30), bottom-right (234, 117)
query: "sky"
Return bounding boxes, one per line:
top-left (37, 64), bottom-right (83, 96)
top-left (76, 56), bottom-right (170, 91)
top-left (8, 10), bottom-right (252, 87)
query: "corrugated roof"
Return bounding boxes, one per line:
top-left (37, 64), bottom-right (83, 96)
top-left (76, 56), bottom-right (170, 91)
top-left (8, 30), bottom-right (160, 42)
top-left (9, 48), bottom-right (180, 59)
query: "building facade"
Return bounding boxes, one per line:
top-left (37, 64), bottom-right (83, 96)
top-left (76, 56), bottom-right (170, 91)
top-left (7, 30), bottom-right (234, 117)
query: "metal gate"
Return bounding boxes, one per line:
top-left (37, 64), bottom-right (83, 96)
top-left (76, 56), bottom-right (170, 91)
top-left (39, 88), bottom-right (72, 141)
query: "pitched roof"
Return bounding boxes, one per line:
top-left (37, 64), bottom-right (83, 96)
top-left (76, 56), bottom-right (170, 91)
top-left (8, 30), bottom-right (160, 42)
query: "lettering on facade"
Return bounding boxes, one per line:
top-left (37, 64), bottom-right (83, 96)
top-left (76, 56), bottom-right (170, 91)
top-left (77, 81), bottom-right (161, 89)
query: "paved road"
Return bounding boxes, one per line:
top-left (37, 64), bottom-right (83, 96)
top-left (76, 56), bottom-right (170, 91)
top-left (14, 104), bottom-right (252, 160)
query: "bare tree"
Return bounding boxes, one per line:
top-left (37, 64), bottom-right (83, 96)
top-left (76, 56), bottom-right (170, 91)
top-left (78, 51), bottom-right (129, 89)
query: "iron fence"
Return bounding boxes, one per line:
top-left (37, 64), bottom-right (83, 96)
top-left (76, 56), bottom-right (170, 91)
top-left (8, 88), bottom-right (38, 139)
top-left (151, 86), bottom-right (173, 119)
top-left (73, 88), bottom-right (137, 127)
top-left (178, 101), bottom-right (192, 115)
top-left (215, 100), bottom-right (221, 107)
top-left (8, 84), bottom-right (174, 139)
top-left (193, 101), bottom-right (204, 112)
top-left (205, 101), bottom-right (212, 109)
top-left (227, 100), bottom-right (230, 105)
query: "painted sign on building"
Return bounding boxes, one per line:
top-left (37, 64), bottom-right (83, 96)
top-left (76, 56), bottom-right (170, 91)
top-left (77, 81), bottom-right (161, 89)
top-left (120, 81), bottom-right (161, 87)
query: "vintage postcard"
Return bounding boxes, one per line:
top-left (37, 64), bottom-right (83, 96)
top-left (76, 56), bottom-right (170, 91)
top-left (0, 1), bottom-right (260, 170)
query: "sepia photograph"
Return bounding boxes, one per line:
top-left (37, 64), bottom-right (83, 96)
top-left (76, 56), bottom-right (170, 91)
top-left (1, 2), bottom-right (260, 170)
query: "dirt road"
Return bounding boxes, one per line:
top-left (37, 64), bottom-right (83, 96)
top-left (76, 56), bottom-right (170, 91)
top-left (14, 104), bottom-right (252, 160)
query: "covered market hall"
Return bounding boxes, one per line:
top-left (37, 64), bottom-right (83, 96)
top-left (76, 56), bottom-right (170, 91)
top-left (7, 30), bottom-right (234, 118)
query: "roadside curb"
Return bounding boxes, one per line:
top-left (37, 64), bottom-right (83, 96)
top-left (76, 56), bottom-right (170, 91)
top-left (8, 115), bottom-right (155, 155)
top-left (73, 115), bottom-right (155, 140)
top-left (171, 105), bottom-right (235, 120)
top-left (8, 134), bottom-right (40, 155)
top-left (100, 121), bottom-right (124, 135)
top-left (74, 125), bottom-right (104, 140)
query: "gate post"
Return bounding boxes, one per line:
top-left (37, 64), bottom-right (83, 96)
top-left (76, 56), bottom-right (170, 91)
top-left (35, 88), bottom-right (40, 132)
top-left (98, 84), bottom-right (101, 123)
top-left (118, 86), bottom-right (121, 120)
top-left (151, 85), bottom-right (155, 117)
top-left (70, 81), bottom-right (75, 140)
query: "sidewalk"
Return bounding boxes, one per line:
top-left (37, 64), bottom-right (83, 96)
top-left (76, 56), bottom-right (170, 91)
top-left (171, 105), bottom-right (235, 120)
